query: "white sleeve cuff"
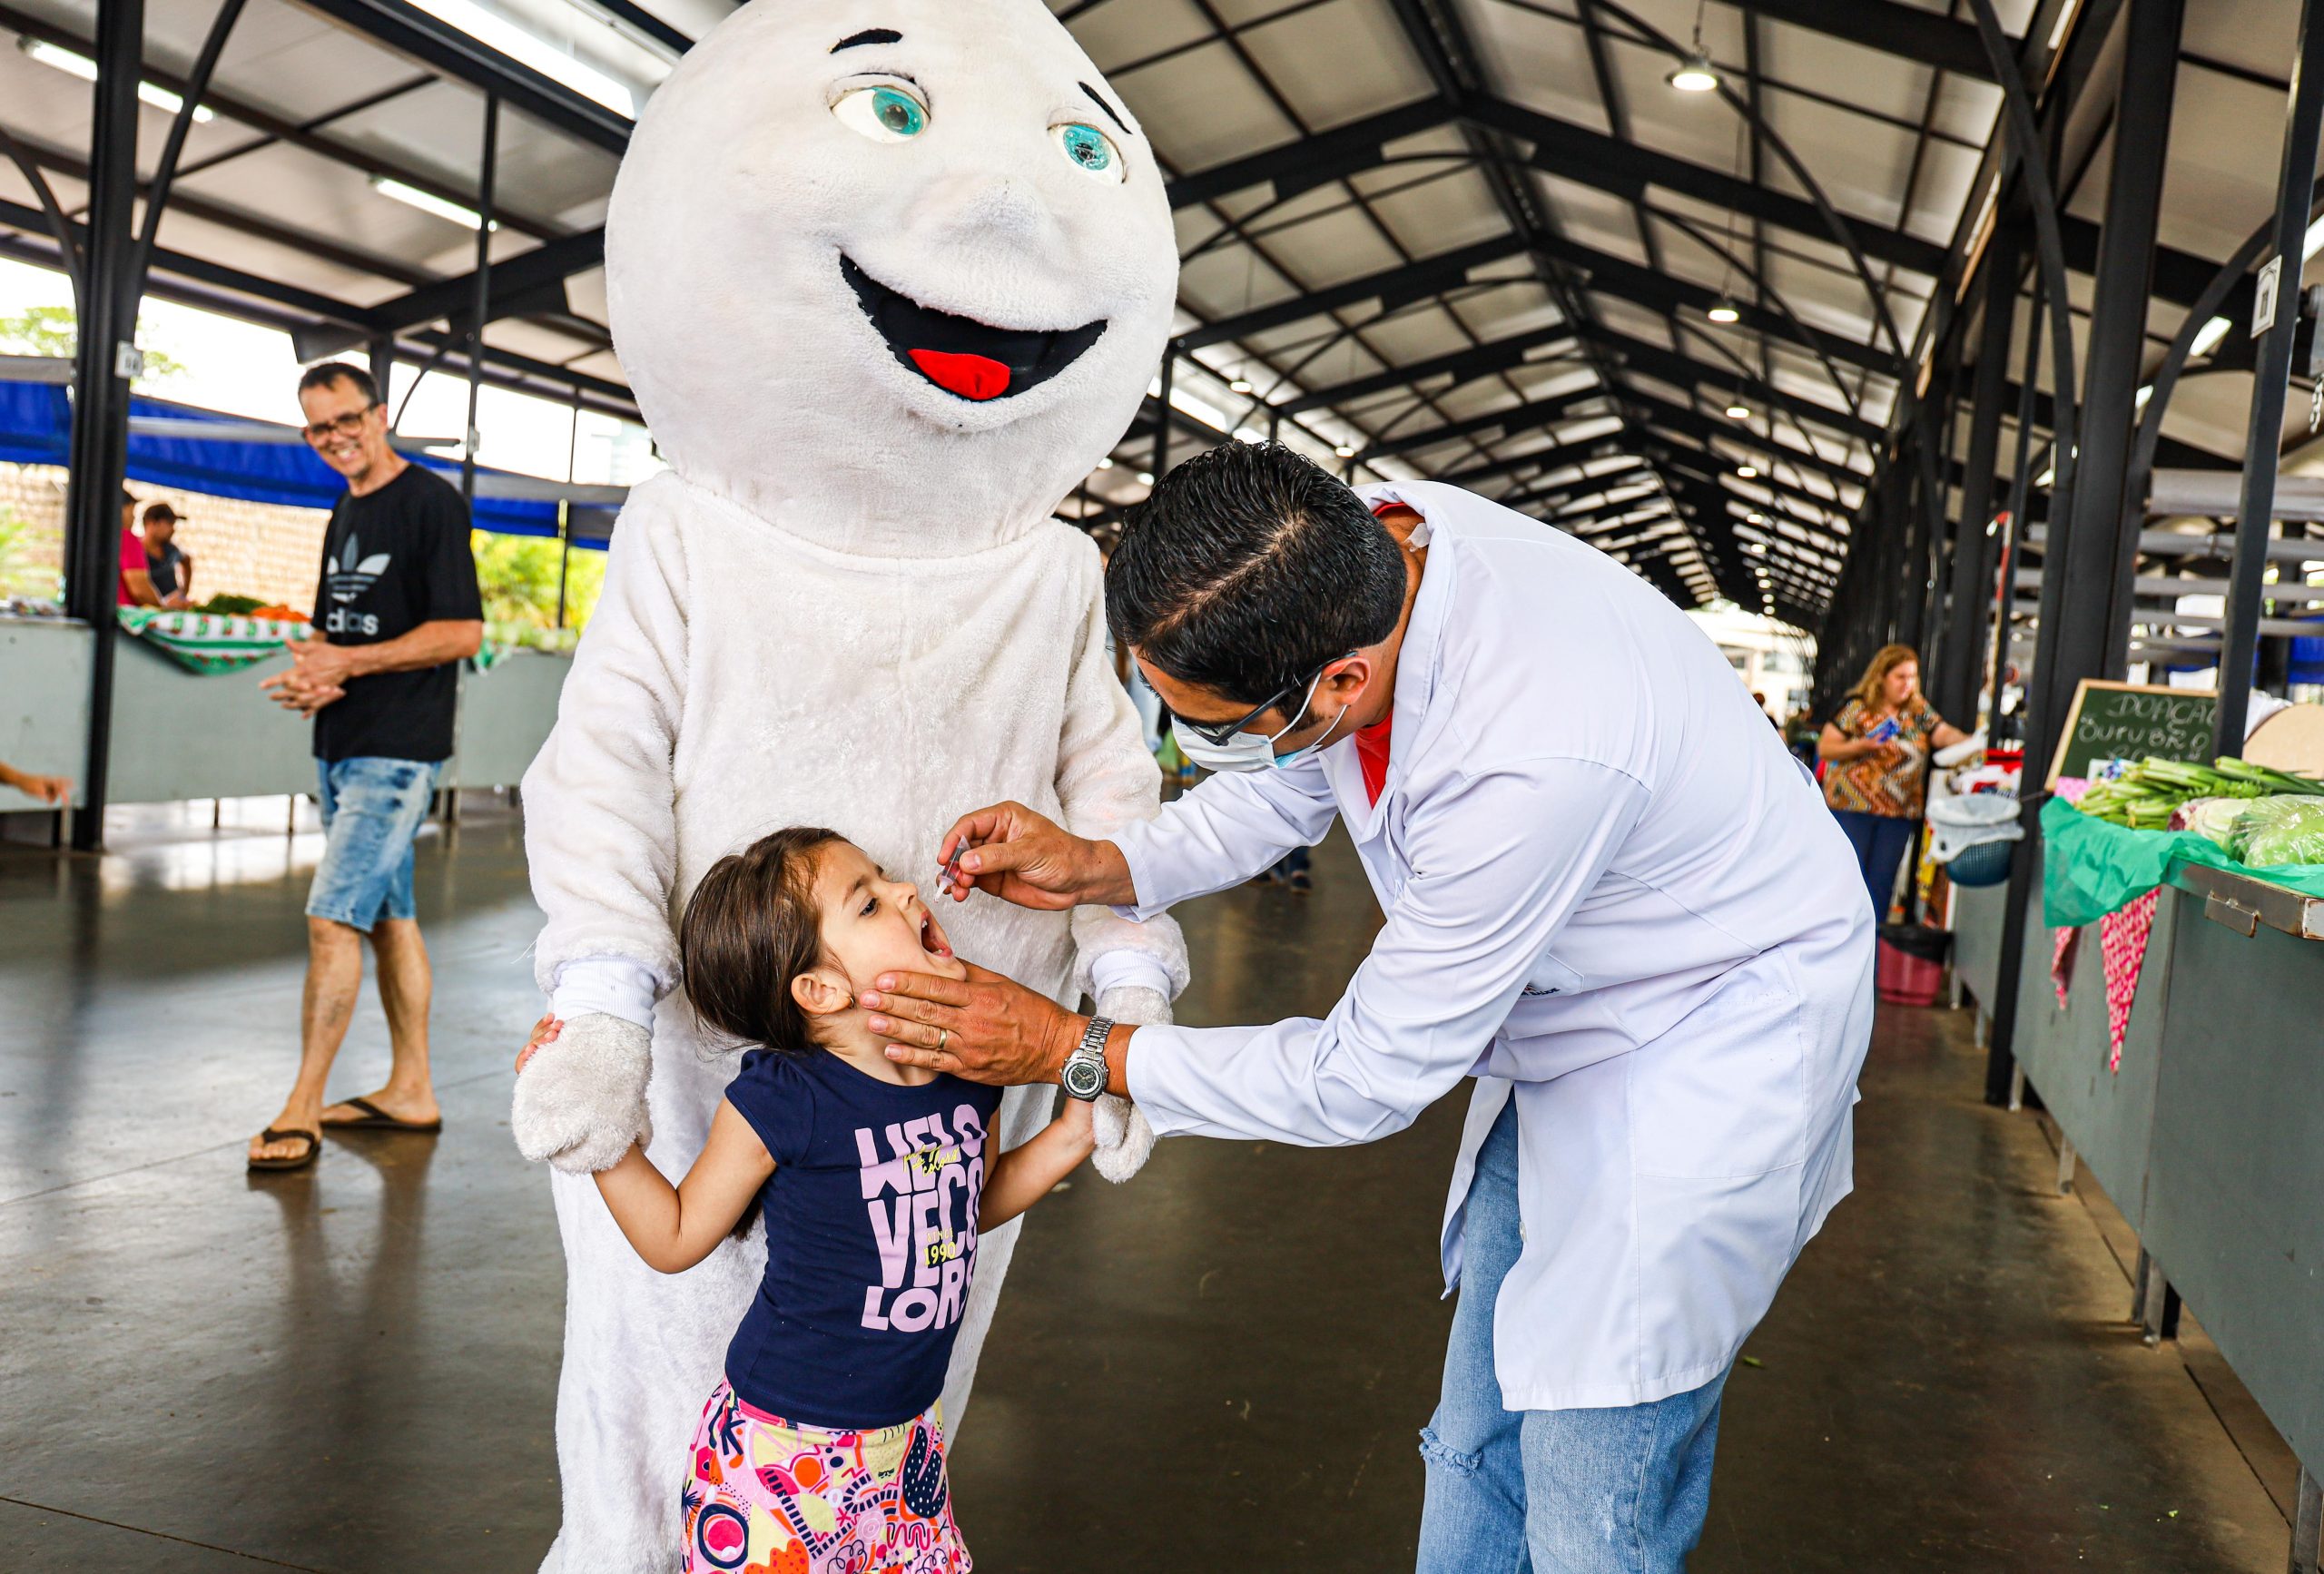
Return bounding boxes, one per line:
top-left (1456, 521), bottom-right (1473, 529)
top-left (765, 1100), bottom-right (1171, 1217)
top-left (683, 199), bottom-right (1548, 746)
top-left (1108, 821), bottom-right (1177, 922)
top-left (1088, 949), bottom-right (1176, 1001)
top-left (549, 956), bottom-right (662, 1030)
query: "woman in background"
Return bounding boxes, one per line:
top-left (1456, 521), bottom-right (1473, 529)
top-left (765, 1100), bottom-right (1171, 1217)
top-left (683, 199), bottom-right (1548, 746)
top-left (1818, 644), bottom-right (1968, 920)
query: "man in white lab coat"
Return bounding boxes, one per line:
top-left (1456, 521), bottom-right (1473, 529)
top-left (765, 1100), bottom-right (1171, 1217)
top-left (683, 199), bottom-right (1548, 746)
top-left (862, 441), bottom-right (1876, 1571)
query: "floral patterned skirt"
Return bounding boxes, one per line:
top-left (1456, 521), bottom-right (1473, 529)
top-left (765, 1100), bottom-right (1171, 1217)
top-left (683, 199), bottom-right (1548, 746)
top-left (682, 1379), bottom-right (970, 1574)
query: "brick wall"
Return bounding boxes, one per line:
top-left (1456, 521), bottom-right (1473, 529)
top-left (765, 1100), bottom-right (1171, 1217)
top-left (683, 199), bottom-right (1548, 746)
top-left (0, 462), bottom-right (330, 612)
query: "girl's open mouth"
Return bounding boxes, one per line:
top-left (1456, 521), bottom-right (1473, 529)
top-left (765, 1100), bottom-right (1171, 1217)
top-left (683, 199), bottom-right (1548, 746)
top-left (918, 911), bottom-right (950, 958)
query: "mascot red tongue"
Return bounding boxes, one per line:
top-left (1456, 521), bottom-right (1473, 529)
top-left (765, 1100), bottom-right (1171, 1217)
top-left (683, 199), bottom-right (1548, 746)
top-left (910, 348), bottom-right (1011, 400)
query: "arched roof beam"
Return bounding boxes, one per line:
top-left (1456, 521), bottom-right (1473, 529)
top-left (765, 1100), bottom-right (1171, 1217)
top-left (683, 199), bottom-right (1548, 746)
top-left (1275, 323), bottom-right (1575, 416)
top-left (1183, 235), bottom-right (1531, 350)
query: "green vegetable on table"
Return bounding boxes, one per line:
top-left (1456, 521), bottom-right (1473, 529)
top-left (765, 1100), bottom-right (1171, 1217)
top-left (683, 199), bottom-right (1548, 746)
top-left (2230, 794), bottom-right (2324, 867)
top-left (2072, 756), bottom-right (2324, 830)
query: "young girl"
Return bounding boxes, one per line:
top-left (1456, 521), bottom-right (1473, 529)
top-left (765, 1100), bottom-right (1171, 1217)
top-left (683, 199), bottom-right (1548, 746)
top-left (523, 826), bottom-right (1091, 1573)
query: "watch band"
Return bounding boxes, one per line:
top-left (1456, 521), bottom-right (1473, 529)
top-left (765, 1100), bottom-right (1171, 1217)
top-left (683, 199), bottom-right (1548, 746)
top-left (1062, 1015), bottom-right (1114, 1101)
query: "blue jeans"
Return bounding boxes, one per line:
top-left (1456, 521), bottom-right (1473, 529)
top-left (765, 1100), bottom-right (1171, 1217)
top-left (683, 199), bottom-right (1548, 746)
top-left (1831, 808), bottom-right (1916, 921)
top-left (1418, 1100), bottom-right (1727, 1573)
top-left (306, 757), bottom-right (439, 932)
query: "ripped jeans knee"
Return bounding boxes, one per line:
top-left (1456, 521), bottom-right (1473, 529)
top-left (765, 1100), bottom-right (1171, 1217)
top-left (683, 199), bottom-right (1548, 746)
top-left (1418, 1425), bottom-right (1483, 1478)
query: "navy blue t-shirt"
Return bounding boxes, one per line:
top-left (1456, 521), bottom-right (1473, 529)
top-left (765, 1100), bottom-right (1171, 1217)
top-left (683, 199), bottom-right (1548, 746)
top-left (724, 1049), bottom-right (1005, 1430)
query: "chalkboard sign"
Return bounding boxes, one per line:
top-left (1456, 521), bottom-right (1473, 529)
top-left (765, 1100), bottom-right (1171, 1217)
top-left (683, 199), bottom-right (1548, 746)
top-left (2046, 680), bottom-right (2218, 786)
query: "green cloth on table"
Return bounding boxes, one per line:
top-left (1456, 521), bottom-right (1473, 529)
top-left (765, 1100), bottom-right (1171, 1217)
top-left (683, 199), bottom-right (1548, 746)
top-left (2040, 795), bottom-right (2324, 926)
top-left (114, 606), bottom-right (310, 674)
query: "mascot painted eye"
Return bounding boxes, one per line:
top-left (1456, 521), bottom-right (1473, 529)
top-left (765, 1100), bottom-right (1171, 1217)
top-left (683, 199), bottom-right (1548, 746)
top-left (1051, 122), bottom-right (1123, 182)
top-left (832, 82), bottom-right (929, 143)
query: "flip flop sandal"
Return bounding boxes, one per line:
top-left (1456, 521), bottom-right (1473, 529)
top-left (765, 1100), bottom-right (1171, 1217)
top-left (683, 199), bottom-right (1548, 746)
top-left (320, 1096), bottom-right (443, 1134)
top-left (247, 1127), bottom-right (320, 1172)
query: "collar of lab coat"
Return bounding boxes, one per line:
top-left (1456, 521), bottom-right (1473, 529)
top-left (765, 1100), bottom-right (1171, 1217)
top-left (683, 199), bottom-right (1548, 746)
top-left (1335, 479), bottom-right (1461, 839)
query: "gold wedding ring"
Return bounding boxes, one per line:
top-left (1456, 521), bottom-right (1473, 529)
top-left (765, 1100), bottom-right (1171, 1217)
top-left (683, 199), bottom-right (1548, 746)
top-left (938, 1028), bottom-right (950, 1052)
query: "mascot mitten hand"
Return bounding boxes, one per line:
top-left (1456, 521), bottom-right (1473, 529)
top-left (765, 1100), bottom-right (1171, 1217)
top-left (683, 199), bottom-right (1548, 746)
top-left (1089, 984), bottom-right (1168, 1184)
top-left (513, 1012), bottom-right (654, 1175)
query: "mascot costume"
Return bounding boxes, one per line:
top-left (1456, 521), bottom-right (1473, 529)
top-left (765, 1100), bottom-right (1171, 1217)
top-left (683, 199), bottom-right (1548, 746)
top-left (510, 4), bottom-right (1187, 1566)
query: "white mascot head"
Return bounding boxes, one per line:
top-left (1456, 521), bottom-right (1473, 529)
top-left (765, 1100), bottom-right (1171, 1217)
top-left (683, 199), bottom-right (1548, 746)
top-left (605, 0), bottom-right (1177, 558)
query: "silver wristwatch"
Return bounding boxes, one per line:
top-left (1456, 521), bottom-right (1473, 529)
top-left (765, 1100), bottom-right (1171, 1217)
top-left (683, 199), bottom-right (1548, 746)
top-left (1061, 1015), bottom-right (1114, 1102)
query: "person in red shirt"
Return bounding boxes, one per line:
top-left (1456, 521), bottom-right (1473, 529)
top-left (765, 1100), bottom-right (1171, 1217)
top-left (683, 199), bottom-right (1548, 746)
top-left (116, 490), bottom-right (161, 608)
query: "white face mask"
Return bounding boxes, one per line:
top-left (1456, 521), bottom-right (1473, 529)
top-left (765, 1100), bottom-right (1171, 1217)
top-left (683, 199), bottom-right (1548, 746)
top-left (1171, 664), bottom-right (1354, 775)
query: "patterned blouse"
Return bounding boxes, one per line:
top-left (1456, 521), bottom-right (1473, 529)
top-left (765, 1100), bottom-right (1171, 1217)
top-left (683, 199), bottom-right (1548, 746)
top-left (1824, 694), bottom-right (1944, 818)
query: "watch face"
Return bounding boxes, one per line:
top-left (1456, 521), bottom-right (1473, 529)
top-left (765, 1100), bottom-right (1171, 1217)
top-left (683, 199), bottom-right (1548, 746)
top-left (1063, 1057), bottom-right (1106, 1100)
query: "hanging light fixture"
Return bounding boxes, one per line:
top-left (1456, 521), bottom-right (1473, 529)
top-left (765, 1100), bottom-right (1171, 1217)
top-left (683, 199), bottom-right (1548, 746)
top-left (1334, 444), bottom-right (1357, 458)
top-left (1229, 378), bottom-right (1254, 394)
top-left (1706, 297), bottom-right (1741, 324)
top-left (1667, 52), bottom-right (1720, 93)
top-left (1724, 398), bottom-right (1750, 419)
top-left (1737, 463), bottom-right (1758, 479)
top-left (1666, 0), bottom-right (1720, 93)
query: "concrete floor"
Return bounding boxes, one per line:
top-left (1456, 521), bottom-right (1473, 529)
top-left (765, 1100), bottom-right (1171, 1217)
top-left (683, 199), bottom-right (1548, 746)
top-left (0, 800), bottom-right (2297, 1571)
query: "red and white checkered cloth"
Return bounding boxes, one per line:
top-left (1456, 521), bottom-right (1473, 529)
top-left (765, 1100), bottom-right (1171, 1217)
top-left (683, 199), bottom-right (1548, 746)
top-left (2099, 890), bottom-right (2161, 1072)
top-left (2052, 925), bottom-right (2078, 1007)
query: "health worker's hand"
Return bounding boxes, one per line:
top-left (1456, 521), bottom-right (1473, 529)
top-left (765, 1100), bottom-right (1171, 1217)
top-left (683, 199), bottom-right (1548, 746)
top-left (935, 801), bottom-right (1137, 910)
top-left (863, 961), bottom-right (1085, 1087)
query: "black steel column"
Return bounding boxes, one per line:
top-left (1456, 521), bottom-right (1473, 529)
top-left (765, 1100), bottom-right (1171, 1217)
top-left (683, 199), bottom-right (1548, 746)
top-left (1915, 361), bottom-right (1960, 666)
top-left (2216, 0), bottom-right (2324, 754)
top-left (1937, 231), bottom-right (2022, 723)
top-left (460, 93), bottom-right (498, 504)
top-left (369, 335), bottom-right (395, 407)
top-left (61, 0), bottom-right (145, 852)
top-left (1984, 260), bottom-right (2051, 1107)
top-left (2054, 0), bottom-right (2184, 704)
top-left (1896, 438), bottom-right (1928, 652)
top-left (1877, 457), bottom-right (1913, 648)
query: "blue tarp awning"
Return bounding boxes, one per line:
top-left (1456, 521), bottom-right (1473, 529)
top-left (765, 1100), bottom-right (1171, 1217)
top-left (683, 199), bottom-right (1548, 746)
top-left (0, 380), bottom-right (601, 543)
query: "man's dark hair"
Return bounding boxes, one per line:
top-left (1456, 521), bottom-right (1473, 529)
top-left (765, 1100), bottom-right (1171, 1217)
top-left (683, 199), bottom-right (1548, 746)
top-left (1108, 441), bottom-right (1406, 706)
top-left (297, 361), bottom-right (380, 407)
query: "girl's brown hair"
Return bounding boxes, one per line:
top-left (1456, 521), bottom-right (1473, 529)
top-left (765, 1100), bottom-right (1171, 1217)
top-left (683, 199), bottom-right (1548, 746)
top-left (679, 826), bottom-right (848, 1055)
top-left (1846, 644), bottom-right (1921, 712)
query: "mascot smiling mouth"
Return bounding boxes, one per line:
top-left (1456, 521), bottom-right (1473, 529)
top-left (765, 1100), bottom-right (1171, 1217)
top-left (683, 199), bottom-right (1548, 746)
top-left (842, 255), bottom-right (1108, 403)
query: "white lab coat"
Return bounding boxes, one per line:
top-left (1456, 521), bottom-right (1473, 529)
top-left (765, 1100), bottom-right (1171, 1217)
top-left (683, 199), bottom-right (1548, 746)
top-left (1115, 480), bottom-right (1876, 1411)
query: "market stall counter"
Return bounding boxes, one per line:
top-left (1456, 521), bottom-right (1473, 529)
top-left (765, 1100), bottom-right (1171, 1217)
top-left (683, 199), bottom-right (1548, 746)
top-left (0, 614), bottom-right (91, 811)
top-left (1990, 773), bottom-right (2324, 1542)
top-left (2142, 869), bottom-right (2324, 1489)
top-left (2003, 837), bottom-right (2175, 1221)
top-left (0, 612), bottom-right (571, 812)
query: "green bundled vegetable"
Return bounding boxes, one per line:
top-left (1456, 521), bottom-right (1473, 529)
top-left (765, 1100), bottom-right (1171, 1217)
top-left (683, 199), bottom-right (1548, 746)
top-left (2073, 756), bottom-right (2324, 829)
top-left (2231, 795), bottom-right (2324, 867)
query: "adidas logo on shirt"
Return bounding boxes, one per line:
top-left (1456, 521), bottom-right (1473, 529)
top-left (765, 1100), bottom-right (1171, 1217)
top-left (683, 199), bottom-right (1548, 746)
top-left (324, 534), bottom-right (392, 635)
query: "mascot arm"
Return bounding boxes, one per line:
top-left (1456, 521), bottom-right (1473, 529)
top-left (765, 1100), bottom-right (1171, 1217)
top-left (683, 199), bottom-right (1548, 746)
top-left (1053, 551), bottom-right (1187, 1182)
top-left (1053, 564), bottom-right (1190, 1007)
top-left (513, 487), bottom-right (691, 1173)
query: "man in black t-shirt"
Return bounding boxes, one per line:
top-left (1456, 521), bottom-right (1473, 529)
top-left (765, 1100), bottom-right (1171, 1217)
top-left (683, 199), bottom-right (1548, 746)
top-left (248, 363), bottom-right (484, 1173)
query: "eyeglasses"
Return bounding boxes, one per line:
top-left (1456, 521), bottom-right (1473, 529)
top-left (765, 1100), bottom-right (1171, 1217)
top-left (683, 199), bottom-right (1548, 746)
top-left (1173, 651), bottom-right (1357, 748)
top-left (302, 404), bottom-right (380, 442)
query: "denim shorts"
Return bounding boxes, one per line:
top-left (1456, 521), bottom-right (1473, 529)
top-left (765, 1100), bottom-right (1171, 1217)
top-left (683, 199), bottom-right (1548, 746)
top-left (306, 757), bottom-right (440, 932)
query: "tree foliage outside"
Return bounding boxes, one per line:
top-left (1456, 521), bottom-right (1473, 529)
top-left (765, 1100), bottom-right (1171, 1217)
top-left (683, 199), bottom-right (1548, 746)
top-left (472, 529), bottom-right (605, 635)
top-left (0, 505), bottom-right (63, 600)
top-left (0, 306), bottom-right (188, 385)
